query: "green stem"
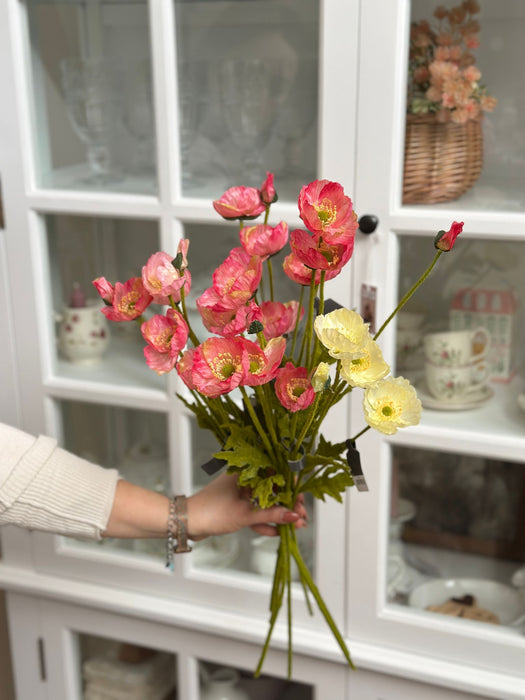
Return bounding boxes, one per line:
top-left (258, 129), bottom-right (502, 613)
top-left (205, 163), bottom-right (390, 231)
top-left (239, 386), bottom-right (276, 461)
top-left (290, 286), bottom-right (305, 361)
top-left (289, 539), bottom-right (355, 670)
top-left (291, 394), bottom-right (321, 460)
top-left (299, 271), bottom-right (317, 367)
top-left (349, 424), bottom-right (371, 442)
top-left (310, 270), bottom-right (326, 369)
top-left (374, 250), bottom-right (442, 341)
top-left (267, 258), bottom-right (275, 302)
top-left (177, 289), bottom-right (200, 347)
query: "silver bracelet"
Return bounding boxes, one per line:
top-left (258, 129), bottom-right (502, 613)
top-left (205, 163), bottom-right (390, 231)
top-left (166, 494), bottom-right (192, 571)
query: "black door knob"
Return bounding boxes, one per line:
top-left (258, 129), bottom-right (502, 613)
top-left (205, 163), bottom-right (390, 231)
top-left (358, 214), bottom-right (379, 235)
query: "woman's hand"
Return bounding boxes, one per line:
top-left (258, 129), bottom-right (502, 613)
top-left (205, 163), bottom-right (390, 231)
top-left (187, 472), bottom-right (307, 540)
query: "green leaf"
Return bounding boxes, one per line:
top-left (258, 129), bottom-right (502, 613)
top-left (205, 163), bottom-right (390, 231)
top-left (303, 467), bottom-right (354, 503)
top-left (213, 424), bottom-right (272, 472)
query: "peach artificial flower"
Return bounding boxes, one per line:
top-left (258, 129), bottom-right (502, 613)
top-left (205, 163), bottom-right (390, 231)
top-left (98, 277), bottom-right (152, 322)
top-left (212, 186), bottom-right (266, 220)
top-left (189, 337), bottom-right (247, 397)
top-left (258, 301), bottom-right (303, 340)
top-left (212, 247), bottom-right (262, 302)
top-left (197, 289), bottom-right (258, 337)
top-left (298, 179), bottom-right (355, 237)
top-left (141, 308), bottom-right (189, 375)
top-left (275, 362), bottom-right (315, 413)
top-left (142, 246), bottom-right (191, 304)
top-left (283, 253), bottom-right (322, 286)
top-left (260, 171), bottom-right (277, 205)
top-left (239, 221), bottom-right (289, 259)
top-left (241, 336), bottom-right (287, 387)
top-left (290, 229), bottom-right (353, 276)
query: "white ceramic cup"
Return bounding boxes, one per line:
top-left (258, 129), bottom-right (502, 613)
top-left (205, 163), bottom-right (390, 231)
top-left (56, 301), bottom-right (109, 364)
top-left (425, 359), bottom-right (489, 400)
top-left (423, 327), bottom-right (490, 366)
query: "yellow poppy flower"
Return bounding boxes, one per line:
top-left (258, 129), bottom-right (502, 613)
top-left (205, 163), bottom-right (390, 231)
top-left (314, 308), bottom-right (369, 359)
top-left (340, 338), bottom-right (390, 388)
top-left (363, 376), bottom-right (421, 435)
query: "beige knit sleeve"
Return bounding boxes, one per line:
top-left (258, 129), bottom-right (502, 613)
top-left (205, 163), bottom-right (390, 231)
top-left (1, 423), bottom-right (120, 540)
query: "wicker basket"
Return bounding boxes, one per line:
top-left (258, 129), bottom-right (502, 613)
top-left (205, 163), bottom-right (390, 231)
top-left (402, 113), bottom-right (483, 204)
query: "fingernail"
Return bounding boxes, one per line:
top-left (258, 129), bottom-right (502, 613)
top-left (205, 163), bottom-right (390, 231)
top-left (282, 511), bottom-right (299, 523)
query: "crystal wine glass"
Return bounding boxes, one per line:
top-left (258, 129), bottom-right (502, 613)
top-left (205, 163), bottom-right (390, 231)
top-left (218, 57), bottom-right (291, 185)
top-left (60, 57), bottom-right (123, 185)
top-left (122, 58), bottom-right (156, 175)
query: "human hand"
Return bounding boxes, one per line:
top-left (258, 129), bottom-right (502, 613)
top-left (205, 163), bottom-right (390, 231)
top-left (187, 472), bottom-right (308, 540)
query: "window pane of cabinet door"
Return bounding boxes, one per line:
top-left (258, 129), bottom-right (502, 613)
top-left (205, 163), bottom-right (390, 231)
top-left (403, 0), bottom-right (525, 213)
top-left (351, 0), bottom-right (525, 684)
top-left (25, 0), bottom-right (156, 194)
top-left (173, 0), bottom-right (319, 200)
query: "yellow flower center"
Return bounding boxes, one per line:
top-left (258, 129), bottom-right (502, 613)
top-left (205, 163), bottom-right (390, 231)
top-left (314, 198), bottom-right (337, 228)
top-left (249, 354), bottom-right (264, 375)
top-left (156, 327), bottom-right (173, 350)
top-left (380, 402), bottom-right (396, 417)
top-left (118, 291), bottom-right (139, 315)
top-left (288, 379), bottom-right (309, 401)
top-left (210, 352), bottom-right (238, 379)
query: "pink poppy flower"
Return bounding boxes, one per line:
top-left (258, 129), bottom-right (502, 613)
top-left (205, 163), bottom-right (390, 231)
top-left (259, 301), bottom-right (303, 340)
top-left (212, 186), bottom-right (266, 220)
top-left (434, 221), bottom-right (464, 252)
top-left (298, 180), bottom-right (355, 236)
top-left (290, 229), bottom-right (353, 276)
top-left (239, 221), bottom-right (289, 259)
top-left (142, 249), bottom-right (191, 305)
top-left (274, 362), bottom-right (316, 413)
top-left (260, 172), bottom-right (278, 205)
top-left (92, 277), bottom-right (115, 305)
top-left (100, 277), bottom-right (153, 321)
top-left (212, 247), bottom-right (262, 301)
top-left (240, 336), bottom-right (286, 387)
top-left (141, 308), bottom-right (189, 375)
top-left (176, 347), bottom-right (198, 391)
top-left (190, 337), bottom-right (248, 398)
top-left (283, 253), bottom-right (322, 286)
top-left (197, 289), bottom-right (258, 337)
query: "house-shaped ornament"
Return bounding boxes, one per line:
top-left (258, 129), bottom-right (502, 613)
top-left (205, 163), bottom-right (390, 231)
top-left (450, 287), bottom-right (518, 382)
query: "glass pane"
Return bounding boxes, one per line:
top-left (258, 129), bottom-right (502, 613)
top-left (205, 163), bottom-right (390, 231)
top-left (388, 445), bottom-right (525, 632)
top-left (46, 214), bottom-right (165, 391)
top-left (26, 1), bottom-right (156, 194)
top-left (78, 633), bottom-right (176, 699)
top-left (173, 0), bottom-right (319, 200)
top-left (404, 0), bottom-right (525, 211)
top-left (395, 235), bottom-right (524, 428)
top-left (58, 399), bottom-right (170, 560)
top-left (198, 659), bottom-right (313, 700)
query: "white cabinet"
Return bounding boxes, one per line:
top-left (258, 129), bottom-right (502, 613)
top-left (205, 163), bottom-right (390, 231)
top-left (1, 0), bottom-right (524, 699)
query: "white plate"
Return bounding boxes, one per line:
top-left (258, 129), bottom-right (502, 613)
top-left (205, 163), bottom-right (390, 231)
top-left (416, 381), bottom-right (494, 411)
top-left (409, 578), bottom-right (525, 626)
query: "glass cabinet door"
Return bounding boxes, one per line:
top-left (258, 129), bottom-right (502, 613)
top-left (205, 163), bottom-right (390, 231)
top-left (350, 0), bottom-right (525, 686)
top-left (173, 0), bottom-right (319, 199)
top-left (25, 0), bottom-right (156, 194)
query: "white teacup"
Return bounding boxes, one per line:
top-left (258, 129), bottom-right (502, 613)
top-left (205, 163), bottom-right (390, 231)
top-left (56, 301), bottom-right (109, 364)
top-left (425, 359), bottom-right (489, 400)
top-left (423, 327), bottom-right (490, 366)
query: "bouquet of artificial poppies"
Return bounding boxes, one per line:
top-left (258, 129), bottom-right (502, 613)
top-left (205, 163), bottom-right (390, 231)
top-left (94, 173), bottom-right (463, 677)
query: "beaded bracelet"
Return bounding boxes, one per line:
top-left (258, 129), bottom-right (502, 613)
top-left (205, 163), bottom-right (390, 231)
top-left (166, 494), bottom-right (192, 571)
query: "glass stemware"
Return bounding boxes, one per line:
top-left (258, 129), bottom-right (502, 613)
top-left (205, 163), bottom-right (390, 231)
top-left (60, 57), bottom-right (123, 185)
top-left (122, 59), bottom-right (156, 176)
top-left (177, 59), bottom-right (209, 189)
top-left (218, 57), bottom-right (292, 185)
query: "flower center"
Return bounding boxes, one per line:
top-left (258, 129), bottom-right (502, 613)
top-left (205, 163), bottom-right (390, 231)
top-left (314, 199), bottom-right (337, 228)
top-left (211, 352), bottom-right (238, 379)
top-left (381, 403), bottom-right (395, 417)
top-left (118, 291), bottom-right (139, 315)
top-left (288, 378), bottom-right (309, 401)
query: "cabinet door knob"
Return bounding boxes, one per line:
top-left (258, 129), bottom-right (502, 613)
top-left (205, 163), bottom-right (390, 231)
top-left (358, 214), bottom-right (379, 234)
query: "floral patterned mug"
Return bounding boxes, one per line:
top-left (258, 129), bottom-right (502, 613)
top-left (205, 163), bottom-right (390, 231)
top-left (425, 359), bottom-right (490, 400)
top-left (423, 327), bottom-right (490, 366)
